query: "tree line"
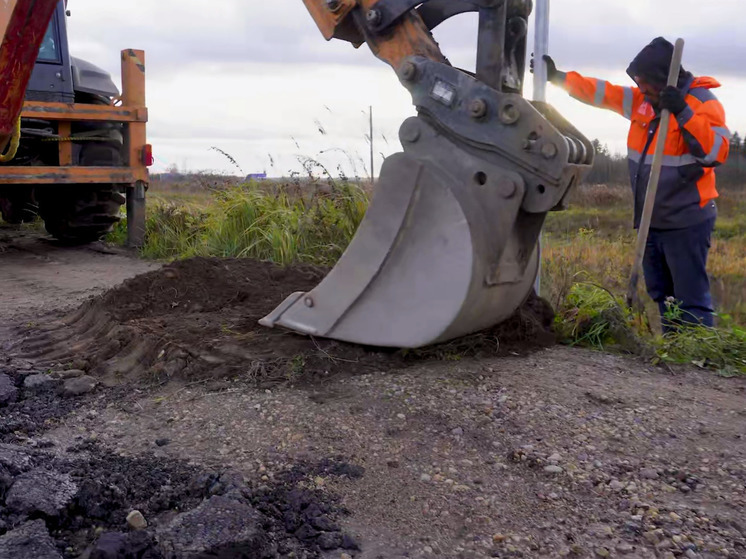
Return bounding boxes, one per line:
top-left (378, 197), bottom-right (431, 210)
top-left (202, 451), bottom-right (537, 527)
top-left (585, 134), bottom-right (746, 189)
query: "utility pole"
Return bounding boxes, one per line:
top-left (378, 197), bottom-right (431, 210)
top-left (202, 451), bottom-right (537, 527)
top-left (533, 0), bottom-right (550, 296)
top-left (369, 105), bottom-right (374, 183)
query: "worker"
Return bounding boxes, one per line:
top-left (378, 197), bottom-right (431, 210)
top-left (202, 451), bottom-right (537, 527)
top-left (533, 38), bottom-right (730, 332)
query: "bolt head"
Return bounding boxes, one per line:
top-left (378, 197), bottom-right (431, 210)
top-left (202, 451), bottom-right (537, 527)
top-left (468, 99), bottom-right (488, 119)
top-left (400, 62), bottom-right (417, 82)
top-left (541, 142), bottom-right (558, 159)
top-left (502, 179), bottom-right (518, 199)
top-left (325, 0), bottom-right (341, 11)
top-left (499, 103), bottom-right (520, 125)
top-left (401, 121), bottom-right (421, 143)
top-left (304, 297), bottom-right (314, 308)
top-left (366, 9), bottom-right (382, 26)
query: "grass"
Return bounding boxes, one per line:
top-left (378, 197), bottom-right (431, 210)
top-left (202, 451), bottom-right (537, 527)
top-left (541, 184), bottom-right (746, 327)
top-left (108, 178), bottom-right (746, 376)
top-left (201, 182), bottom-right (367, 265)
top-left (111, 179), bottom-right (368, 266)
top-left (655, 319), bottom-right (746, 376)
top-left (554, 283), bottom-right (639, 350)
top-left (554, 282), bottom-right (746, 375)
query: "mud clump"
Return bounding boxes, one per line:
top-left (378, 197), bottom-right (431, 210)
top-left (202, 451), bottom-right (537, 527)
top-left (0, 367), bottom-right (84, 444)
top-left (0, 374), bottom-right (17, 406)
top-left (0, 519), bottom-right (62, 559)
top-left (16, 257), bottom-right (556, 387)
top-left (487, 288), bottom-right (556, 348)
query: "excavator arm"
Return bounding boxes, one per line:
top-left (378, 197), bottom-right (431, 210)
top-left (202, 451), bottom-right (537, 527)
top-left (261, 0), bottom-right (595, 348)
top-left (303, 0), bottom-right (533, 92)
top-left (302, 0), bottom-right (447, 69)
top-left (0, 0), bottom-right (59, 153)
top-left (0, 0), bottom-right (592, 350)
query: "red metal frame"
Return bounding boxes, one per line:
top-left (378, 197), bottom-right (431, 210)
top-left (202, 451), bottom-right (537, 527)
top-left (0, 0), bottom-right (58, 144)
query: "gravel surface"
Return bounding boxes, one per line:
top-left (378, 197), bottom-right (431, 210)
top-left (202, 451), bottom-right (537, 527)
top-left (1, 236), bottom-right (744, 558)
top-left (0, 229), bottom-right (158, 324)
top-left (31, 347), bottom-right (746, 558)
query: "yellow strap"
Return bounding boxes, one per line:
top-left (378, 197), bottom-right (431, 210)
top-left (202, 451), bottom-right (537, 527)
top-left (0, 116), bottom-right (21, 163)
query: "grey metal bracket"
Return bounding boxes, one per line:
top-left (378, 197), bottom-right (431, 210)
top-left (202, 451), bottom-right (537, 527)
top-left (365, 0), bottom-right (492, 33)
top-left (398, 56), bottom-right (592, 213)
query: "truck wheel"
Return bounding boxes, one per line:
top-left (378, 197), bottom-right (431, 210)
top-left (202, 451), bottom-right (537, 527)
top-left (37, 142), bottom-right (126, 243)
top-left (0, 190), bottom-right (38, 224)
top-left (38, 185), bottom-right (126, 243)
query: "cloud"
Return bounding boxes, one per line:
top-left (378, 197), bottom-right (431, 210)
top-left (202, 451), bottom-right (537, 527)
top-left (61, 0), bottom-right (746, 174)
top-left (432, 0), bottom-right (746, 80)
top-left (66, 0), bottom-right (376, 76)
top-left (66, 0), bottom-right (746, 80)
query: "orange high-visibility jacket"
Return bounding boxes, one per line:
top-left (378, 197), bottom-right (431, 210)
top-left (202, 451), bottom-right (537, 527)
top-left (561, 72), bottom-right (730, 229)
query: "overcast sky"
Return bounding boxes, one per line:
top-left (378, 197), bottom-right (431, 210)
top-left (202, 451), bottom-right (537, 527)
top-left (65, 0), bottom-right (746, 177)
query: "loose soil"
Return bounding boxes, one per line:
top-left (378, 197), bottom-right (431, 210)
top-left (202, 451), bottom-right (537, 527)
top-left (1, 234), bottom-right (745, 559)
top-left (11, 256), bottom-right (556, 388)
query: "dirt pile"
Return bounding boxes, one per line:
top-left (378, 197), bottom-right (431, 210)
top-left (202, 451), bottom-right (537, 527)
top-left (14, 257), bottom-right (556, 386)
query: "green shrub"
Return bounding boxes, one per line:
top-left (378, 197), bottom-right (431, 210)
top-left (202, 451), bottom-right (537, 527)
top-left (555, 284), bottom-right (746, 375)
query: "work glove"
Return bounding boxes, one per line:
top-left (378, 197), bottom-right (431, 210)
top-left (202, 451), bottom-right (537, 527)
top-left (659, 86), bottom-right (688, 115)
top-left (530, 54), bottom-right (562, 84)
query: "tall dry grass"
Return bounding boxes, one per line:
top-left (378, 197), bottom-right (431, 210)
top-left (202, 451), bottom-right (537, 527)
top-left (541, 184), bottom-right (746, 326)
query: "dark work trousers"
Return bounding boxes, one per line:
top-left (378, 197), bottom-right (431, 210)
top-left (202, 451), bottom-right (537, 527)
top-left (643, 216), bottom-right (716, 333)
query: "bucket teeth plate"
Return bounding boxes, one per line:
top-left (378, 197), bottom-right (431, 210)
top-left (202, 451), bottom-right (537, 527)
top-left (259, 117), bottom-right (540, 349)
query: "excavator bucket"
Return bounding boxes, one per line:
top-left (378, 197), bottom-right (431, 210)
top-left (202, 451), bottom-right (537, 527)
top-left (261, 0), bottom-right (594, 348)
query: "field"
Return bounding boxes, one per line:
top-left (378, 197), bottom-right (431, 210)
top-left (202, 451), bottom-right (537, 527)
top-left (105, 174), bottom-right (746, 375)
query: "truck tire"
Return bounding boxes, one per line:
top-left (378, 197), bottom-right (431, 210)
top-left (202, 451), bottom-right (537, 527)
top-left (0, 190), bottom-right (38, 224)
top-left (35, 91), bottom-right (128, 244)
top-left (37, 143), bottom-right (126, 243)
top-left (38, 185), bottom-right (125, 243)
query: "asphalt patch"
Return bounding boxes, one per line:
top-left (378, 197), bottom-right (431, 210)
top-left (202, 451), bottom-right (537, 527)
top-left (0, 367), bottom-right (84, 444)
top-left (0, 440), bottom-right (364, 558)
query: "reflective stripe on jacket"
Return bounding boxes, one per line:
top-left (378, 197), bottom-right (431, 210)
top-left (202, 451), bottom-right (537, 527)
top-left (562, 72), bottom-right (730, 229)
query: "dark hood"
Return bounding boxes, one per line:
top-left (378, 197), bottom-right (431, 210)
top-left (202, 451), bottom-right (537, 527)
top-left (626, 37), bottom-right (691, 88)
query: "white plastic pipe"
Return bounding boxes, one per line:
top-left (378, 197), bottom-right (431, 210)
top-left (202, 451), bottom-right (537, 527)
top-left (533, 0), bottom-right (550, 103)
top-left (533, 0), bottom-right (550, 294)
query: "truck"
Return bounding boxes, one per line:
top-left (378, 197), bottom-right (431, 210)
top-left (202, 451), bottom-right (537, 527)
top-left (0, 0), bottom-right (150, 245)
